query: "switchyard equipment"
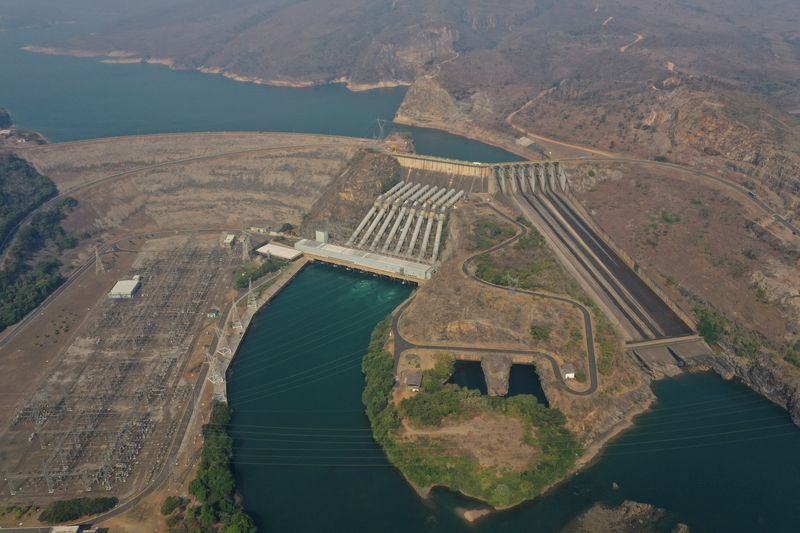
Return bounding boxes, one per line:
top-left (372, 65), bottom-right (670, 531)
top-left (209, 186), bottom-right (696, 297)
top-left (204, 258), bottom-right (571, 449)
top-left (4, 238), bottom-right (238, 498)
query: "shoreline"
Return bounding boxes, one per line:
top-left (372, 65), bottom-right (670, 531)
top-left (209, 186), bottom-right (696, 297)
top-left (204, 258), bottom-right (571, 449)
top-left (22, 45), bottom-right (411, 93)
top-left (398, 391), bottom-right (655, 522)
top-left (214, 258), bottom-right (310, 400)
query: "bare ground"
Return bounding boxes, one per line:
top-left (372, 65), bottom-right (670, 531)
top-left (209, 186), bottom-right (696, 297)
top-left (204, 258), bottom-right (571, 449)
top-left (399, 412), bottom-right (537, 471)
top-left (573, 161), bottom-right (799, 345)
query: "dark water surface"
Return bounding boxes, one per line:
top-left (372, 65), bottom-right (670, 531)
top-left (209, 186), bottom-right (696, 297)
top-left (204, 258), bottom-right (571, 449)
top-left (507, 364), bottom-right (549, 406)
top-left (0, 25), bottom-right (520, 162)
top-left (4, 18), bottom-right (800, 533)
top-left (448, 360), bottom-right (488, 394)
top-left (229, 265), bottom-right (800, 532)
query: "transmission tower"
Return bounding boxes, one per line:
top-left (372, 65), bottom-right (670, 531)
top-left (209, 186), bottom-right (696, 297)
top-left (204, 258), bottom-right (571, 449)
top-left (214, 328), bottom-right (232, 358)
top-left (247, 279), bottom-right (257, 310)
top-left (376, 118), bottom-right (387, 139)
top-left (95, 246), bottom-right (105, 274)
top-left (205, 347), bottom-right (225, 384)
top-left (241, 231), bottom-right (250, 263)
top-left (230, 303), bottom-right (243, 331)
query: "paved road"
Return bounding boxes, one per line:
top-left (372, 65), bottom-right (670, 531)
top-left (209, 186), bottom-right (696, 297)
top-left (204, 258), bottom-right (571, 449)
top-left (0, 227), bottom-right (238, 350)
top-left (1, 139), bottom-right (366, 260)
top-left (391, 202), bottom-right (598, 396)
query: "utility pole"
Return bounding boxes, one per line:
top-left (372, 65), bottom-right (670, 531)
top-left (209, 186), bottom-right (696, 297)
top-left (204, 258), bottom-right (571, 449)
top-left (95, 246), bottom-right (105, 274)
top-left (247, 279), bottom-right (257, 310)
top-left (376, 118), bottom-right (387, 139)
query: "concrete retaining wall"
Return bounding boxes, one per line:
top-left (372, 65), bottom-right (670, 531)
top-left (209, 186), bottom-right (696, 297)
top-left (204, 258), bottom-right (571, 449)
top-left (565, 191), bottom-right (697, 329)
top-left (393, 153), bottom-right (492, 178)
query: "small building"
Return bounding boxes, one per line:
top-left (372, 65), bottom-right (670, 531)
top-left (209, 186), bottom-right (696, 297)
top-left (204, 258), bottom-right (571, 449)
top-left (223, 234), bottom-right (236, 247)
top-left (255, 243), bottom-right (303, 261)
top-left (315, 230), bottom-right (330, 243)
top-left (249, 226), bottom-right (268, 234)
top-left (563, 363), bottom-right (577, 380)
top-left (405, 371), bottom-right (423, 392)
top-left (207, 308), bottom-right (221, 318)
top-left (108, 277), bottom-right (141, 299)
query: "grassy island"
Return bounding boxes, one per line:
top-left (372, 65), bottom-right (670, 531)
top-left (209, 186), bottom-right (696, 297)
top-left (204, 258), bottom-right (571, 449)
top-left (362, 320), bottom-right (581, 508)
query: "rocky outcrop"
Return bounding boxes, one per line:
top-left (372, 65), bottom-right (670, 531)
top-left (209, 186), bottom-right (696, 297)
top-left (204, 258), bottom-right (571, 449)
top-left (0, 108), bottom-right (10, 129)
top-left (691, 353), bottom-right (800, 426)
top-left (480, 355), bottom-right (512, 396)
top-left (562, 500), bottom-right (688, 533)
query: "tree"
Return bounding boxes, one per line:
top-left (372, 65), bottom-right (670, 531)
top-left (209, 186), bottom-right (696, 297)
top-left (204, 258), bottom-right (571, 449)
top-left (189, 478), bottom-right (210, 503)
top-left (695, 306), bottom-right (726, 344)
top-left (224, 511), bottom-right (258, 533)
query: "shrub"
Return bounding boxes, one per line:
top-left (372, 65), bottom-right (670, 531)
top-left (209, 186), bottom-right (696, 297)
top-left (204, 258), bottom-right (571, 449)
top-left (39, 497), bottom-right (117, 523)
top-left (695, 305), bottom-right (727, 344)
top-left (160, 495), bottom-right (186, 515)
top-left (530, 322), bottom-right (551, 341)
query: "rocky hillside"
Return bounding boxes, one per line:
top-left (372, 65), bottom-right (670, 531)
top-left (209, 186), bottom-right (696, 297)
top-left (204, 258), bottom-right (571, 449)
top-left (22, 0), bottom-right (800, 208)
top-left (513, 75), bottom-right (800, 214)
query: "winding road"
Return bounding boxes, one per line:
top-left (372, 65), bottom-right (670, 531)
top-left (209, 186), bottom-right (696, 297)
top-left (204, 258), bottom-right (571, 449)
top-left (392, 202), bottom-right (598, 396)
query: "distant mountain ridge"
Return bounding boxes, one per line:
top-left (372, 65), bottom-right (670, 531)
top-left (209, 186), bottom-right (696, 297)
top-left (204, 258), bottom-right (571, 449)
top-left (27, 0), bottom-right (800, 211)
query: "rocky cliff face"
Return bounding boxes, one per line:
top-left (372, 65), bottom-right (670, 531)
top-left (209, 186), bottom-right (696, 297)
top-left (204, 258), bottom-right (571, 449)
top-left (693, 353), bottom-right (800, 426)
top-left (513, 77), bottom-right (800, 214)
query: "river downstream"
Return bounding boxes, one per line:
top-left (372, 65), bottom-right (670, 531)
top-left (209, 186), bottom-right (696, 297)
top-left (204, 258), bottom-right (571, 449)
top-left (3, 19), bottom-right (800, 532)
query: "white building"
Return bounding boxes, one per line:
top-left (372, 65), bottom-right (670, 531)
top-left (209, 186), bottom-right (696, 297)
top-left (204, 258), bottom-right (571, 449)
top-left (109, 278), bottom-right (141, 299)
top-left (563, 363), bottom-right (577, 380)
top-left (255, 243), bottom-right (303, 261)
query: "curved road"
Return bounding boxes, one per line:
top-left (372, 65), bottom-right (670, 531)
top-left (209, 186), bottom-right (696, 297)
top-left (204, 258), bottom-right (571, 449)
top-left (0, 227), bottom-right (240, 349)
top-left (1, 139), bottom-right (367, 258)
top-left (392, 202), bottom-right (598, 396)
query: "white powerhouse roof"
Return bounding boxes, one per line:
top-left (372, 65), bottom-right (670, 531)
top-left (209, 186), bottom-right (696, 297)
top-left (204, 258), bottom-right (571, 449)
top-left (255, 243), bottom-right (303, 260)
top-left (109, 279), bottom-right (140, 296)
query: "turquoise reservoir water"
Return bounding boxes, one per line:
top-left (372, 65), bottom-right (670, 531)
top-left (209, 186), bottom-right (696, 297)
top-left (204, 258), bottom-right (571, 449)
top-left (229, 273), bottom-right (800, 532)
top-left (0, 26), bottom-right (520, 162)
top-left (3, 19), bottom-right (800, 532)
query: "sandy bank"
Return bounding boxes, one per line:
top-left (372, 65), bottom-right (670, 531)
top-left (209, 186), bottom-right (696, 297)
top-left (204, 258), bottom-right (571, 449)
top-left (22, 45), bottom-right (409, 93)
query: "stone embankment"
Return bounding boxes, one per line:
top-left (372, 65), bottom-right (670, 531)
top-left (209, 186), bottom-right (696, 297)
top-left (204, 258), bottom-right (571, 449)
top-left (212, 258), bottom-right (309, 399)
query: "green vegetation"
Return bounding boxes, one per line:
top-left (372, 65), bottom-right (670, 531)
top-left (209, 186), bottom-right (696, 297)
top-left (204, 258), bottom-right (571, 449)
top-left (660, 210), bottom-right (681, 225)
top-left (1, 153), bottom-right (58, 245)
top-left (1, 505), bottom-right (38, 519)
top-left (168, 401), bottom-right (256, 533)
top-left (234, 256), bottom-right (287, 288)
top-left (278, 222), bottom-right (295, 233)
top-left (653, 155), bottom-right (669, 162)
top-left (695, 305), bottom-right (727, 344)
top-left (471, 218), bottom-right (515, 250)
top-left (38, 497), bottom-right (117, 523)
top-left (1, 194), bottom-right (79, 332)
top-left (161, 496), bottom-right (188, 516)
top-left (782, 341), bottom-right (800, 369)
top-left (530, 322), bottom-right (551, 341)
top-left (473, 225), bottom-right (579, 296)
top-left (362, 321), bottom-right (581, 508)
top-left (694, 304), bottom-right (763, 359)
